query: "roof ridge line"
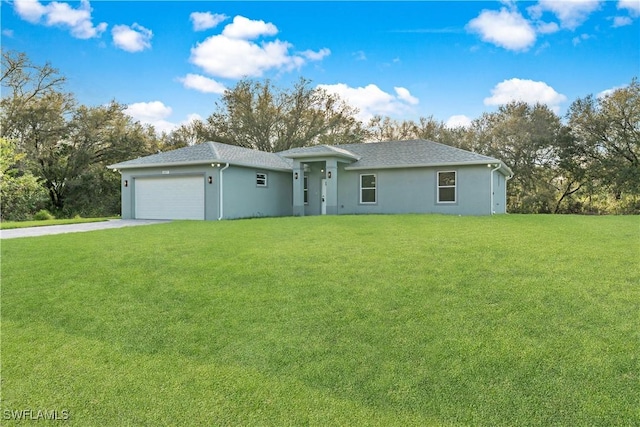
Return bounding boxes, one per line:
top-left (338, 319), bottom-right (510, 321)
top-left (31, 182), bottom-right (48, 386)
top-left (207, 141), bottom-right (220, 159)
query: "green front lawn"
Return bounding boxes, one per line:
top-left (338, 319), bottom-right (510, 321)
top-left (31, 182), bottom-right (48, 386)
top-left (0, 217), bottom-right (112, 230)
top-left (2, 215), bottom-right (638, 425)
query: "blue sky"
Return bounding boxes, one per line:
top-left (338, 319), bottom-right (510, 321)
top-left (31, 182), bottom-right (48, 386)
top-left (2, 0), bottom-right (639, 132)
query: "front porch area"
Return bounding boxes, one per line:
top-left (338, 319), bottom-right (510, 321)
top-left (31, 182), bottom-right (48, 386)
top-left (283, 146), bottom-right (360, 216)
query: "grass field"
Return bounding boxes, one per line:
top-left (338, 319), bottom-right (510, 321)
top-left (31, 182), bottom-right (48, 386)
top-left (0, 217), bottom-right (112, 230)
top-left (1, 215), bottom-right (638, 426)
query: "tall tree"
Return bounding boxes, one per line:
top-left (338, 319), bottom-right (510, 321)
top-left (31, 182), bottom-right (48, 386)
top-left (566, 79), bottom-right (640, 211)
top-left (62, 102), bottom-right (160, 216)
top-left (1, 50), bottom-right (67, 137)
top-left (467, 102), bottom-right (562, 213)
top-left (366, 116), bottom-right (418, 141)
top-left (0, 137), bottom-right (47, 220)
top-left (549, 126), bottom-right (587, 213)
top-left (364, 115), bottom-right (455, 144)
top-left (1, 50), bottom-right (161, 215)
top-left (202, 78), bottom-right (365, 152)
top-left (162, 119), bottom-right (210, 149)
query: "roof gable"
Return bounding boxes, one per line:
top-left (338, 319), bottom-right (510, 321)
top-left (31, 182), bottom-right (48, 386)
top-left (279, 144), bottom-right (359, 161)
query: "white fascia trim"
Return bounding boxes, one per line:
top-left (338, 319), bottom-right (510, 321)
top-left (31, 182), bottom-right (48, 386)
top-left (229, 161), bottom-right (291, 172)
top-left (107, 160), bottom-right (216, 170)
top-left (108, 160), bottom-right (291, 173)
top-left (282, 151), bottom-right (360, 161)
top-left (346, 161), bottom-right (512, 175)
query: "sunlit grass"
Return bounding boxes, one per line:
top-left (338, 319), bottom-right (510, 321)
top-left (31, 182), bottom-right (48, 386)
top-left (2, 215), bottom-right (638, 425)
top-left (0, 217), bottom-right (113, 230)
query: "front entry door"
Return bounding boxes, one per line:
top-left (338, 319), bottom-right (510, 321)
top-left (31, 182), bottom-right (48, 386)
top-left (321, 179), bottom-right (327, 215)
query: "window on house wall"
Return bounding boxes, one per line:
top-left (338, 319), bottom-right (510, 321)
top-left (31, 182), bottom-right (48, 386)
top-left (360, 174), bottom-right (377, 204)
top-left (303, 175), bottom-right (309, 204)
top-left (437, 171), bottom-right (456, 203)
top-left (256, 172), bottom-right (267, 187)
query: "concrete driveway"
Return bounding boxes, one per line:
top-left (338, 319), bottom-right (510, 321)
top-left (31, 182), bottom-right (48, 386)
top-left (0, 219), bottom-right (170, 239)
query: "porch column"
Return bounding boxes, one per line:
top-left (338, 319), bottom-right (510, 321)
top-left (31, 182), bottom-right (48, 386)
top-left (292, 160), bottom-right (305, 216)
top-left (326, 159), bottom-right (338, 215)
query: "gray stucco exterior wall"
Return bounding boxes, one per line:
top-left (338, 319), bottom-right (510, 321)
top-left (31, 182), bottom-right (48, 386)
top-left (118, 164), bottom-right (292, 220)
top-left (334, 164), bottom-right (498, 216)
top-left (118, 163), bottom-right (505, 219)
top-left (220, 166), bottom-right (292, 219)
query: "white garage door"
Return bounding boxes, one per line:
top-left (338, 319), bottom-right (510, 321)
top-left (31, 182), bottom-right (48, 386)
top-left (135, 176), bottom-right (205, 220)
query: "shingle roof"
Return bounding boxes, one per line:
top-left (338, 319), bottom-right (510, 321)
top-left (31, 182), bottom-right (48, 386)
top-left (109, 139), bottom-right (511, 176)
top-left (108, 141), bottom-right (292, 171)
top-left (279, 144), bottom-right (360, 160)
top-left (335, 139), bottom-right (504, 170)
top-left (213, 142), bottom-right (292, 170)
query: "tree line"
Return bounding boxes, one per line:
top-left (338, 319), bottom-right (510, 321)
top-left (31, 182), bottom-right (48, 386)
top-left (1, 50), bottom-right (638, 220)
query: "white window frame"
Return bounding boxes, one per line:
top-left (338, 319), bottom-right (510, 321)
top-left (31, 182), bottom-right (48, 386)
top-left (437, 170), bottom-right (457, 203)
top-left (359, 173), bottom-right (377, 204)
top-left (256, 172), bottom-right (267, 187)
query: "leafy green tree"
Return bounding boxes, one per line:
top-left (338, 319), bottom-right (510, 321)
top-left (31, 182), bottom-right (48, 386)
top-left (364, 115), bottom-right (457, 144)
top-left (549, 126), bottom-right (589, 213)
top-left (61, 102), bottom-right (161, 216)
top-left (1, 50), bottom-right (67, 138)
top-left (2, 50), bottom-right (75, 211)
top-left (366, 116), bottom-right (418, 141)
top-left (202, 78), bottom-right (365, 152)
top-left (566, 79), bottom-right (640, 212)
top-left (0, 138), bottom-right (47, 220)
top-left (2, 50), bottom-right (161, 216)
top-left (466, 102), bottom-right (562, 213)
top-left (162, 119), bottom-right (210, 149)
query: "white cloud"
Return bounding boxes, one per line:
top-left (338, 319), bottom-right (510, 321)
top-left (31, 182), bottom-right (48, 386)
top-left (536, 21), bottom-right (560, 34)
top-left (353, 51), bottom-right (367, 61)
top-left (191, 36), bottom-right (298, 79)
top-left (13, 0), bottom-right (106, 39)
top-left (190, 16), bottom-right (330, 79)
top-left (484, 78), bottom-right (567, 113)
top-left (47, 2), bottom-right (89, 26)
top-left (613, 0), bottom-right (640, 26)
top-left (179, 74), bottom-right (226, 94)
top-left (572, 33), bottom-right (593, 45)
top-left (124, 101), bottom-right (176, 134)
top-left (2, 29), bottom-right (15, 38)
top-left (300, 48), bottom-right (331, 61)
top-left (317, 83), bottom-right (418, 122)
top-left (613, 16), bottom-right (634, 26)
top-left (446, 115), bottom-right (473, 128)
top-left (467, 7), bottom-right (536, 51)
top-left (221, 15), bottom-right (278, 40)
top-left (597, 84), bottom-right (627, 99)
top-left (112, 23), bottom-right (152, 52)
top-left (184, 113), bottom-right (203, 124)
top-left (124, 103), bottom-right (204, 134)
top-left (190, 12), bottom-right (228, 31)
top-left (618, 0), bottom-right (640, 15)
top-left (534, 41), bottom-right (551, 55)
top-left (13, 0), bottom-right (47, 23)
top-left (125, 101), bottom-right (172, 123)
top-left (534, 0), bottom-right (602, 30)
top-left (394, 87), bottom-right (419, 105)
